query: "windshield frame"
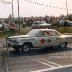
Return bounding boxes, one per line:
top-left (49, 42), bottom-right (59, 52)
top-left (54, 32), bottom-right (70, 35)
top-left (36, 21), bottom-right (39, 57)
top-left (27, 29), bottom-right (40, 36)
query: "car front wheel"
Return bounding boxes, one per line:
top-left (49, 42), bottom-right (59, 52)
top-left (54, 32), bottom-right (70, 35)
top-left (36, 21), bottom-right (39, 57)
top-left (59, 42), bottom-right (67, 49)
top-left (22, 44), bottom-right (31, 52)
top-left (13, 46), bottom-right (20, 51)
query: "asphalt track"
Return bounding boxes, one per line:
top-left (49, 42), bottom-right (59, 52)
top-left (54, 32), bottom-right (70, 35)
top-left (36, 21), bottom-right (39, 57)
top-left (0, 39), bottom-right (72, 72)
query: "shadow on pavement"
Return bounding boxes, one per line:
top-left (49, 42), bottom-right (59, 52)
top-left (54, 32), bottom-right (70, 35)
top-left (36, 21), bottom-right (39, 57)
top-left (9, 47), bottom-right (72, 57)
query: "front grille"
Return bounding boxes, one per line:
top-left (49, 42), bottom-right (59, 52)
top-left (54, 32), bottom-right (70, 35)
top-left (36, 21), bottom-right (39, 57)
top-left (9, 39), bottom-right (17, 43)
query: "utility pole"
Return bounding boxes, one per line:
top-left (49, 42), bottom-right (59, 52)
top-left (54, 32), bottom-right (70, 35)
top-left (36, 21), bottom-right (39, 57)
top-left (12, 0), bottom-right (14, 22)
top-left (17, 0), bottom-right (20, 30)
top-left (66, 0), bottom-right (68, 16)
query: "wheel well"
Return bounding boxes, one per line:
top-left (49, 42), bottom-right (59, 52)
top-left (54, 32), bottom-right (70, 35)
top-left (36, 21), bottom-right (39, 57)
top-left (65, 42), bottom-right (68, 45)
top-left (60, 42), bottom-right (68, 46)
top-left (23, 42), bottom-right (33, 47)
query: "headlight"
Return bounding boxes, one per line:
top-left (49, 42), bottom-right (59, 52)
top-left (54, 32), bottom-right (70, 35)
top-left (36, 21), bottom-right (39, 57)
top-left (14, 40), bottom-right (19, 44)
top-left (8, 38), bottom-right (18, 44)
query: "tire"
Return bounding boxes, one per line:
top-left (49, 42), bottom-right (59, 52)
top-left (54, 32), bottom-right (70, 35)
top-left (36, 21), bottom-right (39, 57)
top-left (59, 42), bottom-right (67, 49)
top-left (22, 44), bottom-right (31, 52)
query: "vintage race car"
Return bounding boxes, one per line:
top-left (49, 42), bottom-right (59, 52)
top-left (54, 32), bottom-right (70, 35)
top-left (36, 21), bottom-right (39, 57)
top-left (7, 29), bottom-right (72, 52)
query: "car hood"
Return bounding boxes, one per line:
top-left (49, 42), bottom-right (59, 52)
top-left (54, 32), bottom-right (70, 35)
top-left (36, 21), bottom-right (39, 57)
top-left (8, 35), bottom-right (31, 39)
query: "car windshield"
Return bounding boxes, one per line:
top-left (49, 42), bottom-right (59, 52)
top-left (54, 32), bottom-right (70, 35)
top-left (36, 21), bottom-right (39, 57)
top-left (27, 29), bottom-right (40, 36)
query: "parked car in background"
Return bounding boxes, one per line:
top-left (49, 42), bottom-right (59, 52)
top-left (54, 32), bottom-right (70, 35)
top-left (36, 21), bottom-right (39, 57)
top-left (32, 21), bottom-right (52, 29)
top-left (59, 20), bottom-right (64, 26)
top-left (7, 29), bottom-right (72, 52)
top-left (67, 20), bottom-right (72, 26)
top-left (59, 20), bottom-right (72, 27)
top-left (0, 24), bottom-right (2, 29)
top-left (0, 24), bottom-right (4, 31)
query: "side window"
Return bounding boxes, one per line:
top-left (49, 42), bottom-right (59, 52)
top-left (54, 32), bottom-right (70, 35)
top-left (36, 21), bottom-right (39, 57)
top-left (38, 31), bottom-right (49, 36)
top-left (39, 31), bottom-right (44, 36)
top-left (51, 31), bottom-right (59, 36)
top-left (44, 31), bottom-right (50, 36)
top-left (38, 31), bottom-right (60, 36)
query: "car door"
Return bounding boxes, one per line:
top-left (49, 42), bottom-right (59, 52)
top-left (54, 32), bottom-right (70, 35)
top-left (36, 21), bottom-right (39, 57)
top-left (38, 36), bottom-right (50, 47)
top-left (31, 32), bottom-right (48, 48)
top-left (39, 30), bottom-right (60, 47)
top-left (48, 36), bottom-right (60, 46)
top-left (47, 31), bottom-right (61, 46)
top-left (31, 35), bottom-right (48, 48)
top-left (37, 31), bottom-right (50, 47)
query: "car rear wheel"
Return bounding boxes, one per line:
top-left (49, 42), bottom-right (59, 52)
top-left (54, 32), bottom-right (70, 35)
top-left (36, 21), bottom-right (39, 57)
top-left (59, 42), bottom-right (67, 49)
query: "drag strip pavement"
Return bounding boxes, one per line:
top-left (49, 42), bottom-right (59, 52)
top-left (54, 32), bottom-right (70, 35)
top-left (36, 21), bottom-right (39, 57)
top-left (31, 64), bottom-right (72, 72)
top-left (30, 58), bottom-right (62, 68)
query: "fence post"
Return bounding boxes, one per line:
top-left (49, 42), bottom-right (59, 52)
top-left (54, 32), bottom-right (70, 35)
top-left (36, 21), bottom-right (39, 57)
top-left (2, 51), bottom-right (7, 72)
top-left (5, 35), bottom-right (10, 72)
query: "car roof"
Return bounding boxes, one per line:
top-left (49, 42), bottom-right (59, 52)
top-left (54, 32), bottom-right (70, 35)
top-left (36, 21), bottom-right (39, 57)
top-left (32, 29), bottom-right (56, 31)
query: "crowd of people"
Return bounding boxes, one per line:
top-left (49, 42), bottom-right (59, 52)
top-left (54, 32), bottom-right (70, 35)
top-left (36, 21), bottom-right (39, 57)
top-left (0, 14), bottom-right (72, 31)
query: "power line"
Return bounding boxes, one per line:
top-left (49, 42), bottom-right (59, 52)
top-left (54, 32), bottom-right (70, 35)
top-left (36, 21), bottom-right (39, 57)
top-left (24, 0), bottom-right (72, 10)
top-left (17, 0), bottom-right (20, 30)
top-left (66, 0), bottom-right (68, 15)
top-left (1, 0), bottom-right (12, 4)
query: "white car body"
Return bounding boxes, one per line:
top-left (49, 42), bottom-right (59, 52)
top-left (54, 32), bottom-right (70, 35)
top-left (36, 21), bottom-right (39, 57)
top-left (8, 29), bottom-right (72, 52)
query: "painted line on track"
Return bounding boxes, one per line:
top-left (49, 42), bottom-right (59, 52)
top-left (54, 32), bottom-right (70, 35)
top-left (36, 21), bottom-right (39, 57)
top-left (31, 58), bottom-right (55, 67)
top-left (38, 58), bottom-right (62, 67)
top-left (30, 58), bottom-right (62, 68)
top-left (31, 64), bottom-right (72, 72)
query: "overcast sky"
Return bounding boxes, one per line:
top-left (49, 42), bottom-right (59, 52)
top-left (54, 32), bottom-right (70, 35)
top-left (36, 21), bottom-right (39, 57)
top-left (0, 0), bottom-right (72, 18)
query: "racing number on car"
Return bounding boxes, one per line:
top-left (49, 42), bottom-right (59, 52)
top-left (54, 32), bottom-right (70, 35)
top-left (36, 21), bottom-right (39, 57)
top-left (40, 39), bottom-right (45, 44)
